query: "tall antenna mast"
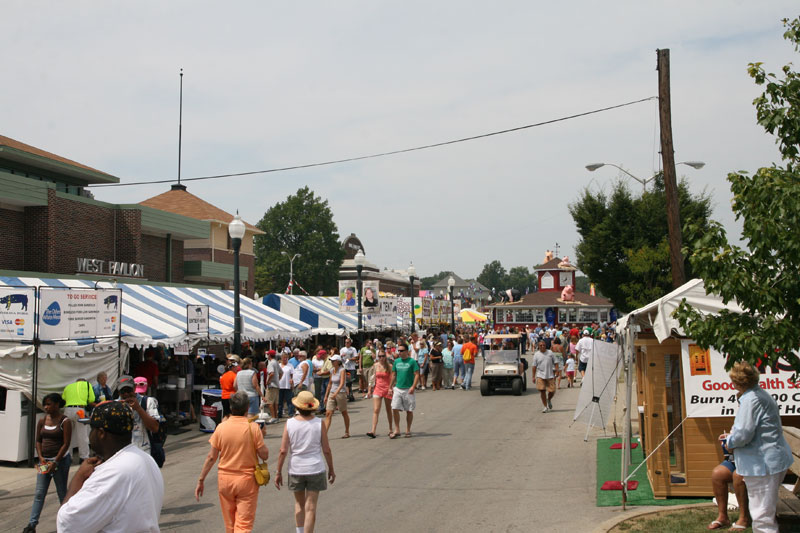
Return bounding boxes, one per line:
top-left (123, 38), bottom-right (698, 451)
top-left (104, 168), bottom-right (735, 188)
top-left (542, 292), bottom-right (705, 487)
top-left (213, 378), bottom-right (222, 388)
top-left (173, 68), bottom-right (186, 191)
top-left (554, 242), bottom-right (560, 257)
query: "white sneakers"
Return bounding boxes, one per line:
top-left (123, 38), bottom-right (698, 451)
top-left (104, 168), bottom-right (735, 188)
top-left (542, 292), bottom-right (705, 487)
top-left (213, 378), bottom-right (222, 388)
top-left (542, 407), bottom-right (549, 413)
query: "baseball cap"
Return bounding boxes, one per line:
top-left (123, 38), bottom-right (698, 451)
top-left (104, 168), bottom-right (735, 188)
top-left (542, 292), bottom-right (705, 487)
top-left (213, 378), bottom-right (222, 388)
top-left (227, 354), bottom-right (241, 364)
top-left (267, 349), bottom-right (277, 356)
top-left (133, 377), bottom-right (148, 393)
top-left (583, 329), bottom-right (592, 336)
top-left (317, 349), bottom-right (327, 356)
top-left (118, 374), bottom-right (134, 391)
top-left (330, 354), bottom-right (342, 362)
top-left (90, 401), bottom-right (134, 435)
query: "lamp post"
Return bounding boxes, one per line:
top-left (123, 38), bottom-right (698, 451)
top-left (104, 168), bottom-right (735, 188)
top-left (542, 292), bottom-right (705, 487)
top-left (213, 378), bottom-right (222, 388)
top-left (408, 262), bottom-right (416, 333)
top-left (354, 249), bottom-right (365, 330)
top-left (585, 161), bottom-right (704, 192)
top-left (228, 213), bottom-right (246, 355)
top-left (281, 251), bottom-right (301, 294)
top-left (448, 275), bottom-right (455, 333)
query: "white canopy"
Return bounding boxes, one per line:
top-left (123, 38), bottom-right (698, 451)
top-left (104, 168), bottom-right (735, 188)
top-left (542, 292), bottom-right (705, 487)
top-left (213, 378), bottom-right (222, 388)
top-left (617, 278), bottom-right (744, 343)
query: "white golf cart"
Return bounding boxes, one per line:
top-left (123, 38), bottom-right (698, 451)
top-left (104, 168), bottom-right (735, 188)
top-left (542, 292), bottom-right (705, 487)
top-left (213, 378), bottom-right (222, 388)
top-left (480, 333), bottom-right (528, 396)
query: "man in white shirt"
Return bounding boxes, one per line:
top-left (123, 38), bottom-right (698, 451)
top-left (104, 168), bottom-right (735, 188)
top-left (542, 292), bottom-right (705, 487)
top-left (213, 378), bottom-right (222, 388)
top-left (531, 340), bottom-right (556, 413)
top-left (575, 329), bottom-right (595, 380)
top-left (57, 401), bottom-right (164, 533)
top-left (278, 352), bottom-right (294, 418)
top-left (340, 337), bottom-right (359, 402)
top-left (293, 350), bottom-right (312, 393)
top-left (266, 350), bottom-right (282, 423)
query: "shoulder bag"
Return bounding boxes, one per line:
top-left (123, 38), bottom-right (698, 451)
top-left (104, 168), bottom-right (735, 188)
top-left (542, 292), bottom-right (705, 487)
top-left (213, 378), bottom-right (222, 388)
top-left (248, 423), bottom-right (270, 486)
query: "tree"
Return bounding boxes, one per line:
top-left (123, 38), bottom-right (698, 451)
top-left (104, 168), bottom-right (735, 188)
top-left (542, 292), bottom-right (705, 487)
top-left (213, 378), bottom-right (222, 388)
top-left (253, 187), bottom-right (344, 296)
top-left (507, 266), bottom-right (536, 293)
top-left (674, 17), bottom-right (800, 372)
top-left (420, 271), bottom-right (451, 290)
top-left (477, 260), bottom-right (508, 292)
top-left (569, 174), bottom-right (713, 312)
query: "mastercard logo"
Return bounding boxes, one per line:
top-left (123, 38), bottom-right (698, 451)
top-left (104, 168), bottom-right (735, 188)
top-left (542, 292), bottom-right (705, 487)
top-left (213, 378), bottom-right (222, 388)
top-left (111, 316), bottom-right (117, 322)
top-left (15, 319), bottom-right (24, 325)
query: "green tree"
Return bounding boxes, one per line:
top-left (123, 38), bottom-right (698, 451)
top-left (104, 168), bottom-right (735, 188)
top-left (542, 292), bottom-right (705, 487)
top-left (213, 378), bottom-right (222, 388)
top-left (253, 187), bottom-right (344, 296)
top-left (507, 266), bottom-right (536, 293)
top-left (477, 260), bottom-right (508, 292)
top-left (569, 174), bottom-right (712, 312)
top-left (420, 271), bottom-right (451, 290)
top-left (674, 17), bottom-right (800, 372)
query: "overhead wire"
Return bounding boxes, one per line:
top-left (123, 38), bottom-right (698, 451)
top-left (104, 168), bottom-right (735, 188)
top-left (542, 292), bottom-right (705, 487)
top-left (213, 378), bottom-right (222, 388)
top-left (88, 96), bottom-right (658, 188)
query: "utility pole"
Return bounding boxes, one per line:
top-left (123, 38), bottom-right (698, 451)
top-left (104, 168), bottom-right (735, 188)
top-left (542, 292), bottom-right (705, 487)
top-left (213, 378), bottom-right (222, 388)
top-left (657, 49), bottom-right (686, 288)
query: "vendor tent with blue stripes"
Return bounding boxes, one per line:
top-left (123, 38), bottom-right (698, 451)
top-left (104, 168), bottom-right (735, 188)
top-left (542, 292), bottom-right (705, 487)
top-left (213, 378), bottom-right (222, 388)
top-left (262, 294), bottom-right (357, 335)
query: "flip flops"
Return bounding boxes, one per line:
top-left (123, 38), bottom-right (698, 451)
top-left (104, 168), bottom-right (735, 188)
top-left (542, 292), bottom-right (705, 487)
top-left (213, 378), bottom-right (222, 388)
top-left (389, 432), bottom-right (398, 439)
top-left (341, 434), bottom-right (350, 439)
top-left (366, 432), bottom-right (376, 439)
top-left (404, 433), bottom-right (412, 438)
top-left (706, 520), bottom-right (730, 530)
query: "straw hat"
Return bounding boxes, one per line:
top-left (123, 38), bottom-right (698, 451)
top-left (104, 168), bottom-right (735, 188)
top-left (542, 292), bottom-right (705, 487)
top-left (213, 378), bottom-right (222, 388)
top-left (292, 390), bottom-right (320, 411)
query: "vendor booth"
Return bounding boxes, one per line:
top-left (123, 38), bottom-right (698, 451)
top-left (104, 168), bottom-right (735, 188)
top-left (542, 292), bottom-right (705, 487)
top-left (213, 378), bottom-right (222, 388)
top-left (618, 279), bottom-right (800, 498)
top-left (262, 294), bottom-right (358, 335)
top-left (0, 276), bottom-right (312, 462)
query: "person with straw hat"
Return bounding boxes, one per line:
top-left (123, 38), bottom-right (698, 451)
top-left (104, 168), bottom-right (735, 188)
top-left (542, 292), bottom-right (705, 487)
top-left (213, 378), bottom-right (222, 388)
top-left (275, 390), bottom-right (335, 533)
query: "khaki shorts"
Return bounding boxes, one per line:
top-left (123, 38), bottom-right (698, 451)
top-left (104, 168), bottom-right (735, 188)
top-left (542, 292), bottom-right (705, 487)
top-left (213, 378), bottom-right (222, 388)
top-left (266, 388), bottom-right (279, 404)
top-left (390, 387), bottom-right (416, 412)
top-left (288, 472), bottom-right (327, 492)
top-left (536, 377), bottom-right (556, 392)
top-left (362, 365), bottom-right (375, 387)
top-left (325, 391), bottom-right (348, 412)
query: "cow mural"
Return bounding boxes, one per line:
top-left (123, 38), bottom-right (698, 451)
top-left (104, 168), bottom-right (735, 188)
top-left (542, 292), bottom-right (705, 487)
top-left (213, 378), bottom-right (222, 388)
top-left (0, 294), bottom-right (28, 311)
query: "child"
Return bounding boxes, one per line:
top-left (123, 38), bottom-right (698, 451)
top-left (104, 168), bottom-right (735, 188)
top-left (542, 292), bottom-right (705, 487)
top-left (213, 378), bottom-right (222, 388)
top-left (565, 354), bottom-right (576, 388)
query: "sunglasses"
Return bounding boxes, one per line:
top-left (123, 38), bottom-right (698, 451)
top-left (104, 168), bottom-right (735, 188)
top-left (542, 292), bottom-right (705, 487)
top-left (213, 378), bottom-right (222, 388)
top-left (397, 349), bottom-right (407, 353)
top-left (378, 355), bottom-right (386, 358)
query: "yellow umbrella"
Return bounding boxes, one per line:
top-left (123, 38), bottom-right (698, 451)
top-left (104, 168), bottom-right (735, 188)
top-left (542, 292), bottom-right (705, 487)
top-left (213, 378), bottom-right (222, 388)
top-left (459, 308), bottom-right (488, 323)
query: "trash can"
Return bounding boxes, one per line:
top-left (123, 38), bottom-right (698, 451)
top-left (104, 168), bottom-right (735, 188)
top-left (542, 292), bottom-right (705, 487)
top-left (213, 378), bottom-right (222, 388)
top-left (199, 389), bottom-right (223, 433)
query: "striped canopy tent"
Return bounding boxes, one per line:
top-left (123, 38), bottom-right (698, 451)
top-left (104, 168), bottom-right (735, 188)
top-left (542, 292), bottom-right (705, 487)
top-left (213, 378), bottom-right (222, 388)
top-left (459, 308), bottom-right (488, 323)
top-left (262, 294), bottom-right (358, 335)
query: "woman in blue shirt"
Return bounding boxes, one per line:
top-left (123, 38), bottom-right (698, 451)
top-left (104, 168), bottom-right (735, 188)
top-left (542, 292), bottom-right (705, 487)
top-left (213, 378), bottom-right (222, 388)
top-left (723, 361), bottom-right (792, 533)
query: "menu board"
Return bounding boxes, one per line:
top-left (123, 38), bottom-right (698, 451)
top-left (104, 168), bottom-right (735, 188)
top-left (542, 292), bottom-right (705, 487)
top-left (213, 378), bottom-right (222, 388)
top-left (0, 286), bottom-right (36, 341)
top-left (38, 288), bottom-right (122, 341)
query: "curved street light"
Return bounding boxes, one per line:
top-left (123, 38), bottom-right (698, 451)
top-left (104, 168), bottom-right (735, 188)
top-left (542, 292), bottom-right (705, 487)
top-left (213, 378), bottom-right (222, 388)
top-left (585, 161), bottom-right (705, 191)
top-left (280, 251), bottom-right (301, 294)
top-left (448, 275), bottom-right (456, 333)
top-left (408, 262), bottom-right (417, 333)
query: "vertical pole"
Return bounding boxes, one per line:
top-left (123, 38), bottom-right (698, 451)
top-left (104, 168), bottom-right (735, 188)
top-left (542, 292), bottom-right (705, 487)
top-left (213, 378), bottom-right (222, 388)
top-left (178, 69), bottom-right (183, 186)
top-left (357, 265), bottom-right (363, 330)
top-left (232, 238), bottom-right (241, 355)
top-left (450, 286), bottom-right (455, 332)
top-left (410, 277), bottom-right (416, 333)
top-left (28, 342), bottom-right (39, 467)
top-left (657, 49), bottom-right (686, 288)
top-left (289, 258), bottom-right (293, 295)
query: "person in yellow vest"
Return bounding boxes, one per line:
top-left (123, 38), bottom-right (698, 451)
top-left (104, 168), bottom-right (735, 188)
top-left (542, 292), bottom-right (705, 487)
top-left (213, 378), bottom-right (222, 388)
top-left (61, 378), bottom-right (96, 462)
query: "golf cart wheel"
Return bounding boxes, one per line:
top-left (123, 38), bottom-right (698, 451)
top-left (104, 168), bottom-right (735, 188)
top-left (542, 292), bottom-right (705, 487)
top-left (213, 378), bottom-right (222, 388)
top-left (480, 379), bottom-right (491, 396)
top-left (512, 378), bottom-right (522, 396)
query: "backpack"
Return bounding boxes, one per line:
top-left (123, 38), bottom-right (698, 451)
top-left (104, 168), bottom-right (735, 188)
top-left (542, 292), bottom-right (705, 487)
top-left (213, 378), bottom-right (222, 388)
top-left (140, 396), bottom-right (167, 468)
top-left (463, 348), bottom-right (474, 364)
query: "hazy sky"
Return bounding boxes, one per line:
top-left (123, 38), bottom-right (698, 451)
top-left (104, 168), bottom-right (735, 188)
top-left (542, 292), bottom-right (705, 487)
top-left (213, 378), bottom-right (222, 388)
top-left (2, 2), bottom-right (795, 279)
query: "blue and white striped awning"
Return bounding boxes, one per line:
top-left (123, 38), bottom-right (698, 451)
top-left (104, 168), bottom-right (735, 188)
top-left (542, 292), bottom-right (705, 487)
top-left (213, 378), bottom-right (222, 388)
top-left (262, 294), bottom-right (357, 335)
top-left (0, 277), bottom-right (313, 354)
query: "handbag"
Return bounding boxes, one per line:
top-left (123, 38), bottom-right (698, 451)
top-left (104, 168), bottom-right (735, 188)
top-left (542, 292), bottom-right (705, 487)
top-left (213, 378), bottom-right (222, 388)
top-left (248, 424), bottom-right (270, 486)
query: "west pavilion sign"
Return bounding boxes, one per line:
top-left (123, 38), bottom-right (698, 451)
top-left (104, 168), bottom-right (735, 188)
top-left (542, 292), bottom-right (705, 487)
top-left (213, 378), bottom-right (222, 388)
top-left (76, 258), bottom-right (145, 278)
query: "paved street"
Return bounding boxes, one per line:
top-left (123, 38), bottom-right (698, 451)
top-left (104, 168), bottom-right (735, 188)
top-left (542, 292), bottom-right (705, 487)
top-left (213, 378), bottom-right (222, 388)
top-left (0, 376), bottom-right (620, 532)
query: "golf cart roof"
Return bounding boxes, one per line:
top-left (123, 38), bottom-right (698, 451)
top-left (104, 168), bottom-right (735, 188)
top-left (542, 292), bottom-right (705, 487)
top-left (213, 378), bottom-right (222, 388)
top-left (484, 333), bottom-right (522, 340)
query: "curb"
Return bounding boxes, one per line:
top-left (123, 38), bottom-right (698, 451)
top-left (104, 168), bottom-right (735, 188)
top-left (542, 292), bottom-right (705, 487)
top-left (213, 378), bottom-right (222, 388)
top-left (592, 502), bottom-right (715, 533)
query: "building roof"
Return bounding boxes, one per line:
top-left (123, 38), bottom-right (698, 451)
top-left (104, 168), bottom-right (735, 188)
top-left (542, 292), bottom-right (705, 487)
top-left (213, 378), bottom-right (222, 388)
top-left (489, 290), bottom-right (611, 308)
top-left (0, 134), bottom-right (118, 184)
top-left (140, 187), bottom-right (263, 234)
top-left (533, 256), bottom-right (577, 272)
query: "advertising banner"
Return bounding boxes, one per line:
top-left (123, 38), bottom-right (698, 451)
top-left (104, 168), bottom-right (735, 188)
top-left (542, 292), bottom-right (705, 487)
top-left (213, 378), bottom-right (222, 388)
top-left (362, 281), bottom-right (379, 310)
top-left (187, 304), bottom-right (210, 334)
top-left (422, 298), bottom-right (432, 323)
top-left (365, 297), bottom-right (398, 328)
top-left (0, 286), bottom-right (36, 341)
top-left (338, 280), bottom-right (358, 313)
top-left (681, 340), bottom-right (800, 418)
top-left (38, 288), bottom-right (122, 341)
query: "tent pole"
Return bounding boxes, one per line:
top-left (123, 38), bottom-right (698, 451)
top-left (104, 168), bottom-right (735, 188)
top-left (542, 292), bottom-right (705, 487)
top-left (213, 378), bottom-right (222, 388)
top-left (584, 401), bottom-right (596, 442)
top-left (28, 341), bottom-right (39, 467)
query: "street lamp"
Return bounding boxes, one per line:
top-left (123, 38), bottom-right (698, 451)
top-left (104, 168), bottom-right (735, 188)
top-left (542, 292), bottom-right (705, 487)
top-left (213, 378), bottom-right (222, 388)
top-left (281, 251), bottom-right (301, 294)
top-left (585, 161), bottom-right (705, 191)
top-left (354, 249), bottom-right (365, 330)
top-left (408, 262), bottom-right (417, 333)
top-left (228, 213), bottom-right (246, 355)
top-left (448, 275), bottom-right (455, 333)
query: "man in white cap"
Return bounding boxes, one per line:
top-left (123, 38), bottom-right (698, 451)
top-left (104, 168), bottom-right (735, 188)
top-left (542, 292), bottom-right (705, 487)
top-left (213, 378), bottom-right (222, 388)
top-left (575, 329), bottom-right (594, 380)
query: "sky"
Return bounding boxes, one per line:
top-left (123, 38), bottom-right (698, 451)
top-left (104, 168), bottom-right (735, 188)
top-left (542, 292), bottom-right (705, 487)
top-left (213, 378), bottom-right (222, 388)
top-left (1, 2), bottom-right (796, 280)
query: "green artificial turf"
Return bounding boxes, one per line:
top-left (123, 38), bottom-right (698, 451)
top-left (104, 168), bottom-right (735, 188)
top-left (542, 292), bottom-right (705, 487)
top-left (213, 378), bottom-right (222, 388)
top-left (596, 437), bottom-right (711, 507)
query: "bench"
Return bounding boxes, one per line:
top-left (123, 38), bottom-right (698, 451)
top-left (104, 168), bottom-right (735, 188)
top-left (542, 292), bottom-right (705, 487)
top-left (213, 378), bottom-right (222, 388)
top-left (777, 427), bottom-right (800, 530)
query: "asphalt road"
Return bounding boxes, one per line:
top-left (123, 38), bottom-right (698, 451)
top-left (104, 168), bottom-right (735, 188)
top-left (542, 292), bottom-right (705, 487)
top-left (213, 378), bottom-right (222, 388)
top-left (1, 377), bottom-right (620, 532)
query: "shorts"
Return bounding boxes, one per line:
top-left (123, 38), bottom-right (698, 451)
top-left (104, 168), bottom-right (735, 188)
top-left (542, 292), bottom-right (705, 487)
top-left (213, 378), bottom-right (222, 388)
top-left (536, 377), bottom-right (556, 392)
top-left (721, 460), bottom-right (736, 473)
top-left (325, 391), bottom-right (348, 412)
top-left (221, 398), bottom-right (231, 417)
top-left (391, 387), bottom-right (416, 412)
top-left (266, 388), bottom-right (279, 404)
top-left (418, 361), bottom-right (428, 375)
top-left (362, 365), bottom-right (375, 388)
top-left (566, 371), bottom-right (575, 378)
top-left (288, 471), bottom-right (327, 492)
top-left (429, 362), bottom-right (443, 383)
top-left (578, 361), bottom-right (587, 372)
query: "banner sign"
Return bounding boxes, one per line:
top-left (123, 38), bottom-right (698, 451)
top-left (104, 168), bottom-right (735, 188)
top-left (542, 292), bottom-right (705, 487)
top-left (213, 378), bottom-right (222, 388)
top-left (338, 280), bottom-right (358, 312)
top-left (365, 297), bottom-right (398, 328)
top-left (187, 304), bottom-right (209, 334)
top-left (38, 288), bottom-right (122, 341)
top-left (681, 340), bottom-right (800, 418)
top-left (0, 286), bottom-right (36, 341)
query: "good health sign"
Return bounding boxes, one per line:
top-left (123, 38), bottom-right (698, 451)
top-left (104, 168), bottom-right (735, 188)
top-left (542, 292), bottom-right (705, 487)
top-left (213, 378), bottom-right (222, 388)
top-left (681, 339), bottom-right (800, 418)
top-left (38, 288), bottom-right (122, 341)
top-left (0, 286), bottom-right (36, 340)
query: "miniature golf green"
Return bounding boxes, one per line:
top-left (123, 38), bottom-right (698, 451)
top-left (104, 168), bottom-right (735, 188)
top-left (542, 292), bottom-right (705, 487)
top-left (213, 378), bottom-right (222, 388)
top-left (596, 437), bottom-right (710, 507)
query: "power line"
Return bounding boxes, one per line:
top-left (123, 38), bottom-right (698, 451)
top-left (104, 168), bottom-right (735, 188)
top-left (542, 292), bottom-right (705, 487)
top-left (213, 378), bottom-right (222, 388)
top-left (90, 96), bottom-right (657, 188)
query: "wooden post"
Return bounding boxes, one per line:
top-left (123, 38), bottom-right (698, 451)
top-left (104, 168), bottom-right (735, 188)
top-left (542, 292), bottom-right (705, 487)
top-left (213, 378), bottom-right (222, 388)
top-left (657, 49), bottom-right (686, 288)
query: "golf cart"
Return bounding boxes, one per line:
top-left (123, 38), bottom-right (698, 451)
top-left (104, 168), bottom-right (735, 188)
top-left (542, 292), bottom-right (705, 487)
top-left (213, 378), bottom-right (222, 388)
top-left (480, 333), bottom-right (528, 396)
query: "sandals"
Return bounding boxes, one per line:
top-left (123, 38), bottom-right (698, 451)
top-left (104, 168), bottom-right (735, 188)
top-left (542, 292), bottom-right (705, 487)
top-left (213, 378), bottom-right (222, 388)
top-left (366, 432), bottom-right (376, 439)
top-left (706, 520), bottom-right (730, 530)
top-left (389, 432), bottom-right (398, 439)
top-left (341, 434), bottom-right (350, 439)
top-left (404, 433), bottom-right (412, 438)
top-left (729, 525), bottom-right (748, 530)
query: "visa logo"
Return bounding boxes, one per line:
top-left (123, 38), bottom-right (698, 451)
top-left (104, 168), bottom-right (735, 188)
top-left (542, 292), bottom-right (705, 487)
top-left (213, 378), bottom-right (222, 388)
top-left (1, 320), bottom-right (12, 325)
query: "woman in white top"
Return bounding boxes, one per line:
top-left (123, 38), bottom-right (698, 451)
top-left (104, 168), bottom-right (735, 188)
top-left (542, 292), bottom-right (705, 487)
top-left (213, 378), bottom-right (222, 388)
top-left (275, 391), bottom-right (335, 533)
top-left (323, 354), bottom-right (350, 438)
top-left (235, 358), bottom-right (262, 415)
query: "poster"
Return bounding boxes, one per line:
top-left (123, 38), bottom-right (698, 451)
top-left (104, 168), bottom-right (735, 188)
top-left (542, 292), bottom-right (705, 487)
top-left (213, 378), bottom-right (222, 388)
top-left (338, 280), bottom-right (358, 312)
top-left (681, 340), bottom-right (800, 418)
top-left (0, 286), bottom-right (36, 341)
top-left (365, 297), bottom-right (398, 328)
top-left (187, 304), bottom-right (209, 334)
top-left (362, 281), bottom-right (379, 309)
top-left (38, 288), bottom-right (122, 341)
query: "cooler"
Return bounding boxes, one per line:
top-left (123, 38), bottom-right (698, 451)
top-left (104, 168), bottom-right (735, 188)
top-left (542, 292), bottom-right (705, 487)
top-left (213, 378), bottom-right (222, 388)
top-left (199, 388), bottom-right (223, 433)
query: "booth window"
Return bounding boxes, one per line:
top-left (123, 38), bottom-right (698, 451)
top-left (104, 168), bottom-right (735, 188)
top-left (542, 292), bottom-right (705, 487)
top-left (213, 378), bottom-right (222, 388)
top-left (558, 308), bottom-right (567, 323)
top-left (534, 309), bottom-right (545, 323)
top-left (664, 353), bottom-right (687, 483)
top-left (515, 310), bottom-right (533, 323)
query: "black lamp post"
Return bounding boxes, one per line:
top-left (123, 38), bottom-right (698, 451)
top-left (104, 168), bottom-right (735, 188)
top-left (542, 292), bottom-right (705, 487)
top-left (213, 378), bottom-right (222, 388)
top-left (228, 213), bottom-right (246, 355)
top-left (448, 275), bottom-right (455, 333)
top-left (408, 262), bottom-right (416, 333)
top-left (354, 249), bottom-right (365, 330)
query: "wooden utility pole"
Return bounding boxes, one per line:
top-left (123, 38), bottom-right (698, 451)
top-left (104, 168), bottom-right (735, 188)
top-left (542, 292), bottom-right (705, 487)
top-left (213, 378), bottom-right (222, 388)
top-left (657, 49), bottom-right (686, 288)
